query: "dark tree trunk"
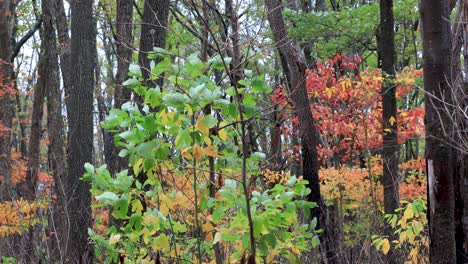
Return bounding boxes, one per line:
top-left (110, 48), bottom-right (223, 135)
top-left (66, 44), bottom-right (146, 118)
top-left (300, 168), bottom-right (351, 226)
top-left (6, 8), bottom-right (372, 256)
top-left (420, 0), bottom-right (457, 262)
top-left (0, 0), bottom-right (16, 258)
top-left (136, 0), bottom-right (169, 104)
top-left (379, 0), bottom-right (400, 262)
top-left (451, 1), bottom-right (468, 261)
top-left (108, 0), bottom-right (134, 174)
top-left (42, 0), bottom-right (68, 261)
top-left (0, 0), bottom-right (14, 202)
top-left (264, 0), bottom-right (336, 262)
top-left (66, 0), bottom-right (96, 262)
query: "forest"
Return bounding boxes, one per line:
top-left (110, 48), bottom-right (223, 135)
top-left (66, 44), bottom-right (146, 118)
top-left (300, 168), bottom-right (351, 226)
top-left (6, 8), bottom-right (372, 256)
top-left (0, 0), bottom-right (466, 263)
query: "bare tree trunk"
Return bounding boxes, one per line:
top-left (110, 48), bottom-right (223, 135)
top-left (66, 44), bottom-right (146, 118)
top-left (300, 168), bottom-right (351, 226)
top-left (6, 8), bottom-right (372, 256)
top-left (264, 0), bottom-right (336, 262)
top-left (42, 0), bottom-right (68, 261)
top-left (0, 0), bottom-right (16, 258)
top-left (379, 0), bottom-right (400, 262)
top-left (53, 0), bottom-right (72, 121)
top-left (0, 0), bottom-right (14, 202)
top-left (66, 0), bottom-right (96, 261)
top-left (451, 1), bottom-right (468, 261)
top-left (420, 0), bottom-right (457, 262)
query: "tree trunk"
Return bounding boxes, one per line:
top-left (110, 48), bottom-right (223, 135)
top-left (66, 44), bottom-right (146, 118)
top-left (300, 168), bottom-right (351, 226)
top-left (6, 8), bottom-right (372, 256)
top-left (41, 0), bottom-right (68, 261)
top-left (420, 0), bottom-right (457, 262)
top-left (379, 0), bottom-right (400, 262)
top-left (0, 0), bottom-right (14, 202)
top-left (136, 0), bottom-right (169, 104)
top-left (264, 0), bottom-right (336, 262)
top-left (108, 0), bottom-right (134, 174)
top-left (53, 0), bottom-right (72, 121)
top-left (66, 0), bottom-right (96, 261)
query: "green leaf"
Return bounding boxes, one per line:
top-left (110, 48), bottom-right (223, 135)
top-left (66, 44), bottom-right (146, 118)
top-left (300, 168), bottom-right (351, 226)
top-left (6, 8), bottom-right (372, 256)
top-left (96, 192), bottom-right (119, 204)
top-left (84, 163), bottom-right (94, 174)
top-left (136, 141), bottom-right (158, 159)
top-left (201, 115), bottom-right (217, 129)
top-left (128, 64), bottom-right (142, 77)
top-left (163, 92), bottom-right (186, 108)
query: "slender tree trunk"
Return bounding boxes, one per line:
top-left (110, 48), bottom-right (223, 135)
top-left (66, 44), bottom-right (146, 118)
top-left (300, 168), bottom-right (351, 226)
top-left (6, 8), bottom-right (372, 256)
top-left (43, 0), bottom-right (68, 261)
top-left (66, 0), bottom-right (96, 261)
top-left (420, 0), bottom-right (457, 262)
top-left (379, 0), bottom-right (400, 262)
top-left (0, 0), bottom-right (16, 258)
top-left (136, 0), bottom-right (169, 104)
top-left (53, 0), bottom-right (72, 121)
top-left (108, 0), bottom-right (134, 174)
top-left (264, 0), bottom-right (336, 262)
top-left (0, 0), bottom-right (14, 202)
top-left (451, 1), bottom-right (468, 261)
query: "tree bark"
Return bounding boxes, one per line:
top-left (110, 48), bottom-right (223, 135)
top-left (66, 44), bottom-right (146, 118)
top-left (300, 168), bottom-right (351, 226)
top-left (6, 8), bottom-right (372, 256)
top-left (136, 0), bottom-right (169, 104)
top-left (109, 0), bottom-right (134, 174)
top-left (42, 0), bottom-right (68, 261)
top-left (379, 0), bottom-right (400, 262)
top-left (264, 0), bottom-right (336, 262)
top-left (53, 0), bottom-right (73, 121)
top-left (0, 0), bottom-right (14, 203)
top-left (66, 0), bottom-right (96, 261)
top-left (420, 0), bottom-right (457, 262)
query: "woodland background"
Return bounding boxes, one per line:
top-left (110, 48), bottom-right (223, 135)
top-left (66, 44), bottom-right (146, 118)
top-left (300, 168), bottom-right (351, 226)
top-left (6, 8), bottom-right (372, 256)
top-left (0, 0), bottom-right (466, 263)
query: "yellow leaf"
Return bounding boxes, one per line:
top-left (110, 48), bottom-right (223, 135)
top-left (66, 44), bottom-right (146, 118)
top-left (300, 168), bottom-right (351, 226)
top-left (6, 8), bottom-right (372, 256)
top-left (152, 234), bottom-right (170, 251)
top-left (174, 191), bottom-right (189, 207)
top-left (382, 238), bottom-right (390, 255)
top-left (399, 231), bottom-right (407, 242)
top-left (181, 148), bottom-right (193, 160)
top-left (326, 88), bottom-right (333, 98)
top-left (193, 144), bottom-right (203, 160)
top-left (133, 158), bottom-right (144, 175)
top-left (389, 116), bottom-right (396, 126)
top-left (142, 227), bottom-right (156, 244)
top-left (196, 116), bottom-right (209, 135)
top-left (143, 213), bottom-right (160, 226)
top-left (204, 136), bottom-right (212, 145)
top-left (202, 221), bottom-right (214, 232)
top-left (109, 234), bottom-right (121, 245)
top-left (218, 129), bottom-right (227, 141)
top-left (204, 145), bottom-right (219, 157)
top-left (160, 204), bottom-right (169, 216)
top-left (132, 200), bottom-right (143, 214)
top-left (161, 111), bottom-right (168, 126)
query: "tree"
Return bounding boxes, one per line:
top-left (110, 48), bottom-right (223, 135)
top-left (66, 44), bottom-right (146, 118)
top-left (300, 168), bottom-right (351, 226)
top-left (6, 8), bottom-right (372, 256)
top-left (108, 0), bottom-right (134, 174)
top-left (0, 0), bottom-right (14, 202)
top-left (379, 0), bottom-right (400, 262)
top-left (66, 0), bottom-right (96, 261)
top-left (420, 0), bottom-right (457, 262)
top-left (264, 0), bottom-right (336, 262)
top-left (136, 0), bottom-right (169, 104)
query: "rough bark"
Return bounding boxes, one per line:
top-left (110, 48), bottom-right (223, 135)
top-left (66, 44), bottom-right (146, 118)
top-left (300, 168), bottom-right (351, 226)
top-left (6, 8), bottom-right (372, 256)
top-left (66, 0), bottom-right (96, 261)
top-left (451, 1), bottom-right (468, 261)
top-left (0, 0), bottom-right (16, 258)
top-left (264, 0), bottom-right (336, 262)
top-left (379, 0), bottom-right (400, 262)
top-left (420, 0), bottom-right (457, 262)
top-left (53, 0), bottom-right (72, 121)
top-left (109, 0), bottom-right (134, 174)
top-left (42, 0), bottom-right (68, 261)
top-left (136, 0), bottom-right (169, 104)
top-left (0, 0), bottom-right (14, 202)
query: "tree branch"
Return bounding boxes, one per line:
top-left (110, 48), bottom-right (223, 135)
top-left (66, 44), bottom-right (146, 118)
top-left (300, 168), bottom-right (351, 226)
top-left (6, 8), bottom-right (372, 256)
top-left (10, 18), bottom-right (43, 62)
